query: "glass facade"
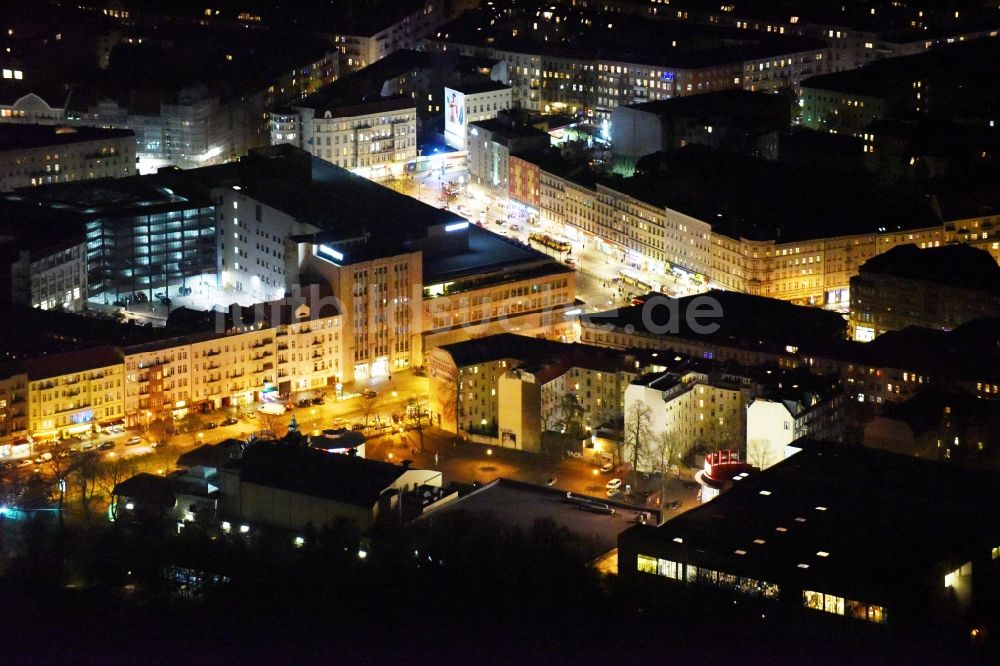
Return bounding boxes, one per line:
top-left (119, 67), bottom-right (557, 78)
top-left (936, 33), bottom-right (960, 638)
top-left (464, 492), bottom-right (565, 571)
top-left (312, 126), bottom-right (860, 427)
top-left (87, 205), bottom-right (217, 301)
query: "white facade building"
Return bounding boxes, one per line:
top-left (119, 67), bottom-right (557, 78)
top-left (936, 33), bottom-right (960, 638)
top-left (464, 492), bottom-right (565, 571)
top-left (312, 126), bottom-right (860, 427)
top-left (443, 82), bottom-right (512, 150)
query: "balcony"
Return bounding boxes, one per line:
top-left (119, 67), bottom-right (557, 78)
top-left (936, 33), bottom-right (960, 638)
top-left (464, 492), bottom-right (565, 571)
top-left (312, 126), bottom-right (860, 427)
top-left (251, 338), bottom-right (273, 349)
top-left (277, 343), bottom-right (288, 351)
top-left (205, 350), bottom-right (221, 357)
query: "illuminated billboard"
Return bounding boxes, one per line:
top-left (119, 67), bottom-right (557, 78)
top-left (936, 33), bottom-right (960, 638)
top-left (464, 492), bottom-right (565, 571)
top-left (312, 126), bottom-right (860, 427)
top-left (444, 87), bottom-right (467, 149)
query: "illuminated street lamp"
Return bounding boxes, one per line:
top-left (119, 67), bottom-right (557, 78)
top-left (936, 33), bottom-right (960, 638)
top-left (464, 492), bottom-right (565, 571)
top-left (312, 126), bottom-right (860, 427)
top-left (486, 448), bottom-right (493, 456)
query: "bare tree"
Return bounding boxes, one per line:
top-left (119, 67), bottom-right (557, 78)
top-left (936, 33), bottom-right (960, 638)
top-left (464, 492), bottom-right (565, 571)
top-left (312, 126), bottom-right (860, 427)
top-left (747, 439), bottom-right (773, 470)
top-left (406, 396), bottom-right (429, 452)
top-left (624, 402), bottom-right (652, 472)
top-left (654, 430), bottom-right (682, 475)
top-left (70, 452), bottom-right (102, 523)
top-left (554, 393), bottom-right (585, 437)
top-left (257, 411), bottom-right (284, 439)
top-left (96, 455), bottom-right (139, 522)
top-left (41, 442), bottom-right (80, 527)
top-left (361, 393), bottom-right (380, 426)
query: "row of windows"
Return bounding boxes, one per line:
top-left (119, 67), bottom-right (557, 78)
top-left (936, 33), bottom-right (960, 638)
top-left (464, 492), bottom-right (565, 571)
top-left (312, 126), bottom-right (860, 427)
top-left (636, 554), bottom-right (780, 599)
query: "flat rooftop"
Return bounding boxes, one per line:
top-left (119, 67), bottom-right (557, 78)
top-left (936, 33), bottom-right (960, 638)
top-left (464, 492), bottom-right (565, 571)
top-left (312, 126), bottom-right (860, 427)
top-left (0, 124), bottom-right (134, 152)
top-left (622, 146), bottom-right (941, 242)
top-left (423, 225), bottom-right (570, 283)
top-left (621, 439), bottom-right (1000, 597)
top-left (420, 480), bottom-right (636, 560)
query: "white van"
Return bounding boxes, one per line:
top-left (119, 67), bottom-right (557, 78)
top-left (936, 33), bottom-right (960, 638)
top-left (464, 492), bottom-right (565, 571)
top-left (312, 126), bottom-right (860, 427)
top-left (605, 478), bottom-right (622, 492)
top-left (258, 403), bottom-right (286, 416)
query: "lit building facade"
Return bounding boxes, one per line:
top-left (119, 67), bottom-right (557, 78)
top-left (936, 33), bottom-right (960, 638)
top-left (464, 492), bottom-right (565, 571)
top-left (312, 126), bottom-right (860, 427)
top-left (0, 125), bottom-right (136, 191)
top-left (122, 294), bottom-right (342, 424)
top-left (272, 100), bottom-right (417, 174)
top-left (24, 347), bottom-right (125, 442)
top-left (0, 371), bottom-right (29, 455)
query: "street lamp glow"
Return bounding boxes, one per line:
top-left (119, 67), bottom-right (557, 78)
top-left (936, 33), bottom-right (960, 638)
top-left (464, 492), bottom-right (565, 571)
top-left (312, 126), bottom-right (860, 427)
top-left (486, 448), bottom-right (493, 456)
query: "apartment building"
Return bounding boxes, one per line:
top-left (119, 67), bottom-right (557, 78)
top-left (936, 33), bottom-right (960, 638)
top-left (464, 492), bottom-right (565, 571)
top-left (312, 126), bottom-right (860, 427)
top-left (0, 124), bottom-right (136, 191)
top-left (424, 11), bottom-right (827, 118)
top-left (0, 87), bottom-right (66, 125)
top-left (0, 369), bottom-right (28, 455)
top-left (625, 367), bottom-right (748, 467)
top-left (326, 0), bottom-right (454, 72)
top-left (1, 212), bottom-right (89, 311)
top-left (428, 334), bottom-right (650, 444)
top-left (581, 292), bottom-right (1000, 409)
top-left (529, 148), bottom-right (945, 306)
top-left (23, 347), bottom-right (124, 442)
top-left (467, 115), bottom-right (550, 193)
top-left (272, 98), bottom-right (417, 174)
top-left (746, 388), bottom-right (846, 471)
top-left (443, 81), bottom-right (512, 150)
top-left (800, 39), bottom-right (1000, 137)
top-left (849, 244), bottom-right (1000, 341)
top-left (123, 290), bottom-right (343, 424)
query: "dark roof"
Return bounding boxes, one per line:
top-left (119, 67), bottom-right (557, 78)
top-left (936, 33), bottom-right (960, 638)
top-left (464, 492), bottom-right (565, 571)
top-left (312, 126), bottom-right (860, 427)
top-left (292, 48), bottom-right (499, 112)
top-left (801, 39), bottom-right (1000, 109)
top-left (620, 438), bottom-right (1000, 599)
top-left (879, 389), bottom-right (1000, 436)
top-left (582, 291), bottom-right (848, 356)
top-left (235, 440), bottom-right (408, 507)
top-left (451, 80), bottom-right (510, 95)
top-left (858, 243), bottom-right (1000, 292)
top-left (438, 332), bottom-right (655, 375)
top-left (438, 333), bottom-right (570, 367)
top-left (625, 146), bottom-right (940, 242)
top-left (470, 117), bottom-right (550, 141)
top-left (0, 303), bottom-right (165, 366)
top-left (627, 90), bottom-right (790, 123)
top-left (0, 124), bottom-right (134, 152)
top-left (175, 443), bottom-right (239, 470)
top-left (21, 346), bottom-right (123, 381)
top-left (829, 317), bottom-right (1000, 384)
top-left (433, 11), bottom-right (825, 70)
top-left (112, 473), bottom-right (177, 508)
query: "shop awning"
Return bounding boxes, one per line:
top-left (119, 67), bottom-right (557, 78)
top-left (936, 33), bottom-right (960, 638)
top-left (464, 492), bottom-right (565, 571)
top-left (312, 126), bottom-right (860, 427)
top-left (99, 419), bottom-right (125, 427)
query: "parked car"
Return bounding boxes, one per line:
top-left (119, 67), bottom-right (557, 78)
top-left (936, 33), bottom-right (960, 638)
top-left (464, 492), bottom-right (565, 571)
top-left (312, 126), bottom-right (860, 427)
top-left (149, 441), bottom-right (161, 449)
top-left (221, 417), bottom-right (238, 426)
top-left (351, 423), bottom-right (367, 431)
top-left (204, 421), bottom-right (218, 430)
top-left (297, 398), bottom-right (312, 408)
top-left (80, 442), bottom-right (95, 451)
top-left (98, 441), bottom-right (115, 450)
top-left (361, 389), bottom-right (378, 399)
top-left (35, 452), bottom-right (53, 463)
top-left (125, 436), bottom-right (141, 446)
top-left (311, 397), bottom-right (325, 405)
top-left (600, 462), bottom-right (614, 473)
top-left (605, 478), bottom-right (622, 492)
top-left (17, 458), bottom-right (33, 468)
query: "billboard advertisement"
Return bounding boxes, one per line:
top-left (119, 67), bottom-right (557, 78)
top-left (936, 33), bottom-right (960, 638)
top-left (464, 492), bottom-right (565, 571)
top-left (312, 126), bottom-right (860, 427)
top-left (444, 87), bottom-right (466, 149)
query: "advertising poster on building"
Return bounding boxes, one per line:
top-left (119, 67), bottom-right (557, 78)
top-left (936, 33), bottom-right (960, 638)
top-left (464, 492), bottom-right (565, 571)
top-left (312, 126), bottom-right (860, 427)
top-left (444, 87), bottom-right (466, 149)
